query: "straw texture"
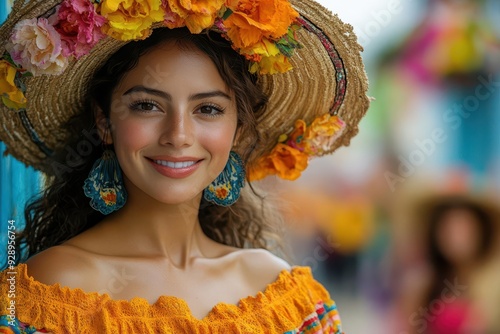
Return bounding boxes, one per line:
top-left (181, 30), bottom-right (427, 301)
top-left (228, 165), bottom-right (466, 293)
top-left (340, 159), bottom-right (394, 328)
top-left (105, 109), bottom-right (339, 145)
top-left (0, 0), bottom-right (370, 174)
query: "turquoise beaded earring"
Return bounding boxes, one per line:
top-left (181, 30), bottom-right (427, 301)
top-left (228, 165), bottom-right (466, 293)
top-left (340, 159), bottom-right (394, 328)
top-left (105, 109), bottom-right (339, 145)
top-left (83, 149), bottom-right (127, 215)
top-left (203, 151), bottom-right (245, 206)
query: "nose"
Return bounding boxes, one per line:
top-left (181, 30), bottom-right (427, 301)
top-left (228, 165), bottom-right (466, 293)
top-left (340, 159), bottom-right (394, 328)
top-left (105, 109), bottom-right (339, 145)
top-left (158, 109), bottom-right (195, 148)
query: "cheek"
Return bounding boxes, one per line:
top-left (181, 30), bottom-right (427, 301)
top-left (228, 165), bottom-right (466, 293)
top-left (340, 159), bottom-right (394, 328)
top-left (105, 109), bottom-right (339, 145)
top-left (203, 121), bottom-right (236, 148)
top-left (112, 118), bottom-right (155, 152)
top-left (197, 119), bottom-right (237, 167)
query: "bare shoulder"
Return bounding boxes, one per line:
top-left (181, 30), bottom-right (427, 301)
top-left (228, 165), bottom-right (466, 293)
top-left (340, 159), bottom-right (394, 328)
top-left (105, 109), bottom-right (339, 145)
top-left (238, 248), bottom-right (291, 272)
top-left (25, 244), bottom-right (97, 289)
top-left (234, 248), bottom-right (291, 289)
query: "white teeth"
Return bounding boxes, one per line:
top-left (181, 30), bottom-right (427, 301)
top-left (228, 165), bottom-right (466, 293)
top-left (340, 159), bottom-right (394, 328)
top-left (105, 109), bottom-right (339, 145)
top-left (154, 160), bottom-right (196, 168)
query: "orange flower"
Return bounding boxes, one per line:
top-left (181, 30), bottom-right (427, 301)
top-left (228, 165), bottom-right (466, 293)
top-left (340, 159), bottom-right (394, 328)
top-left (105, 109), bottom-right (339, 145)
top-left (163, 0), bottom-right (225, 33)
top-left (303, 114), bottom-right (345, 155)
top-left (162, 0), bottom-right (186, 29)
top-left (224, 0), bottom-right (299, 49)
top-left (248, 143), bottom-right (308, 181)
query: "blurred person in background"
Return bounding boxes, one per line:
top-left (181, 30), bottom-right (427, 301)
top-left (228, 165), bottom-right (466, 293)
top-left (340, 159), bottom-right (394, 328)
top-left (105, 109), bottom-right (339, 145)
top-left (398, 193), bottom-right (500, 334)
top-left (369, 1), bottom-right (500, 328)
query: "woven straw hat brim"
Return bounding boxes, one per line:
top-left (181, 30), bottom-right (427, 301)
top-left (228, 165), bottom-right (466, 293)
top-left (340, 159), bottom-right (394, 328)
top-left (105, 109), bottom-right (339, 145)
top-left (0, 0), bottom-right (370, 175)
top-left (414, 192), bottom-right (500, 226)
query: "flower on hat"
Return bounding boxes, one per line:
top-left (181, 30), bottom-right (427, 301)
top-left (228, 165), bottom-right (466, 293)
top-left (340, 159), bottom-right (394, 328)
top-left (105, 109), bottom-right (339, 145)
top-left (286, 119), bottom-right (307, 151)
top-left (223, 0), bottom-right (299, 50)
top-left (162, 0), bottom-right (187, 29)
top-left (248, 143), bottom-right (308, 181)
top-left (0, 60), bottom-right (27, 110)
top-left (7, 18), bottom-right (68, 76)
top-left (304, 114), bottom-right (346, 155)
top-left (248, 114), bottom-right (346, 181)
top-left (240, 38), bottom-right (293, 74)
top-left (249, 53), bottom-right (292, 74)
top-left (162, 0), bottom-right (225, 34)
top-left (1, 0), bottom-right (301, 83)
top-left (49, 0), bottom-right (107, 58)
top-left (230, 15), bottom-right (301, 74)
top-left (99, 0), bottom-right (165, 41)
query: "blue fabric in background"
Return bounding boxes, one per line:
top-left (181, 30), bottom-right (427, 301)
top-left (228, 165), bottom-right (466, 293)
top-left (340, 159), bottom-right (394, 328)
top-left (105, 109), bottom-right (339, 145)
top-left (446, 77), bottom-right (500, 185)
top-left (0, 0), bottom-right (42, 267)
top-left (0, 0), bottom-right (8, 21)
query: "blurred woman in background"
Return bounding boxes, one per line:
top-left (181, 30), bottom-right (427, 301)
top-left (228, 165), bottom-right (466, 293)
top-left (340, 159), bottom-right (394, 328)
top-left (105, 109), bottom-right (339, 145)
top-left (401, 194), bottom-right (499, 334)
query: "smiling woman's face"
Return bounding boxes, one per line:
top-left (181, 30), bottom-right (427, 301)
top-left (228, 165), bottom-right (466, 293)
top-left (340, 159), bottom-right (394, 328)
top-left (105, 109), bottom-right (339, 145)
top-left (105, 41), bottom-right (238, 205)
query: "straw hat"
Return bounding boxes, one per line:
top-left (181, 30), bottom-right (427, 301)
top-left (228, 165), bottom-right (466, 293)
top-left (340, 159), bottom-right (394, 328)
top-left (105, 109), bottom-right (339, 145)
top-left (0, 0), bottom-right (370, 177)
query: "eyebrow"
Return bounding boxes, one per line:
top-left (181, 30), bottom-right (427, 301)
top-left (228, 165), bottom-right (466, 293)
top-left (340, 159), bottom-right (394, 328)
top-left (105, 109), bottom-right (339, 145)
top-left (123, 86), bottom-right (232, 102)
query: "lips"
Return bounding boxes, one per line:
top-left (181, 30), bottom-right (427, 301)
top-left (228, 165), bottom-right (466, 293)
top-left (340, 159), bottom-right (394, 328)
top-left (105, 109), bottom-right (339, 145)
top-left (153, 160), bottom-right (196, 168)
top-left (147, 157), bottom-right (203, 178)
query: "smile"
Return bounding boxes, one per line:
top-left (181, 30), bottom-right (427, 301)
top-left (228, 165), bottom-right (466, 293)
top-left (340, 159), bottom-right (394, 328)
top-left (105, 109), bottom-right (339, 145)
top-left (153, 160), bottom-right (196, 168)
top-left (147, 157), bottom-right (203, 179)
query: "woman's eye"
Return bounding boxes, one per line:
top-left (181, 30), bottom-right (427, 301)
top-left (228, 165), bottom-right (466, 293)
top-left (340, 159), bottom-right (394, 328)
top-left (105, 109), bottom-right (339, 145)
top-left (130, 101), bottom-right (160, 112)
top-left (140, 102), bottom-right (157, 110)
top-left (198, 105), bottom-right (224, 116)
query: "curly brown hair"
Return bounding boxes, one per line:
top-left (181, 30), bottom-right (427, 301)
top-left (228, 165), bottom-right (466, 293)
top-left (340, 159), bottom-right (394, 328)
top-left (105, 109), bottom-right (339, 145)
top-left (13, 28), bottom-right (284, 263)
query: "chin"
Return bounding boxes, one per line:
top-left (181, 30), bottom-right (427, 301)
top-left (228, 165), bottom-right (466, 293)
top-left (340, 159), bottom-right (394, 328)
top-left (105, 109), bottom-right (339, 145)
top-left (150, 189), bottom-right (203, 206)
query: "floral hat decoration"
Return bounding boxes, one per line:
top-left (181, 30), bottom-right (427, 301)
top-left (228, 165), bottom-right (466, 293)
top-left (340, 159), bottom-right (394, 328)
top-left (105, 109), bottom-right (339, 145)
top-left (0, 0), bottom-right (370, 180)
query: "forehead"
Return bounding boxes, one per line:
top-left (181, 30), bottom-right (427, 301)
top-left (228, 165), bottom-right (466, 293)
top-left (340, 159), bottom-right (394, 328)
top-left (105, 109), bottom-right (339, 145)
top-left (115, 41), bottom-right (229, 93)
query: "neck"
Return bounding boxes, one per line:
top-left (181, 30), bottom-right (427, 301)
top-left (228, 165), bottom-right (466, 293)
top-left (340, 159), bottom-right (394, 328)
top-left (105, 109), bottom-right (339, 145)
top-left (98, 184), bottom-right (212, 268)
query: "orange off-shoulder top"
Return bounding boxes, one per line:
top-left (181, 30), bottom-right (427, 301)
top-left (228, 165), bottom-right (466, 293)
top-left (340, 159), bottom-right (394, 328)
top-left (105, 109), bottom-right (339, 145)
top-left (0, 264), bottom-right (343, 333)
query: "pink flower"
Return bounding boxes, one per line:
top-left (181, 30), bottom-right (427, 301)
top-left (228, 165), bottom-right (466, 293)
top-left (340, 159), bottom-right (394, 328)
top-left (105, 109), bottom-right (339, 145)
top-left (50, 0), bottom-right (107, 58)
top-left (7, 18), bottom-right (68, 75)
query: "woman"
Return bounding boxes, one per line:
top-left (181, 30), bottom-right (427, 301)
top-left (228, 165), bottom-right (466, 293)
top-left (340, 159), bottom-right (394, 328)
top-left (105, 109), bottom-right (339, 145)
top-left (0, 0), bottom-right (369, 332)
top-left (399, 194), bottom-right (500, 334)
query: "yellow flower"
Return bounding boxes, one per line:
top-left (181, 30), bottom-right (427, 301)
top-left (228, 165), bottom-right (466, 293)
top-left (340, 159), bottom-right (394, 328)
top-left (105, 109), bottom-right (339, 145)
top-left (164, 0), bottom-right (224, 33)
top-left (240, 38), bottom-right (279, 59)
top-left (303, 114), bottom-right (345, 155)
top-left (224, 0), bottom-right (299, 49)
top-left (0, 60), bottom-right (26, 110)
top-left (99, 0), bottom-right (165, 41)
top-left (248, 143), bottom-right (308, 181)
top-left (241, 38), bottom-right (293, 74)
top-left (250, 54), bottom-right (292, 74)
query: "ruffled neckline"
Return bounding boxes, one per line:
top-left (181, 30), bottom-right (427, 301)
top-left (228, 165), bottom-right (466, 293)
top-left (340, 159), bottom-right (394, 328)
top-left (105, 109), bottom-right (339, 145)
top-left (12, 263), bottom-right (316, 322)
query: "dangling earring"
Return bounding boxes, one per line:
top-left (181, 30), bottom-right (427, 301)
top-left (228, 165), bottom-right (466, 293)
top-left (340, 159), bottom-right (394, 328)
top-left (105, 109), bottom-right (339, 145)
top-left (83, 150), bottom-right (127, 215)
top-left (204, 151), bottom-right (245, 207)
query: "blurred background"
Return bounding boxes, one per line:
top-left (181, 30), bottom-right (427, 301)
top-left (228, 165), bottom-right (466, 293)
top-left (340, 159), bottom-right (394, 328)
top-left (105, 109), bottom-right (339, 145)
top-left (1, 0), bottom-right (499, 333)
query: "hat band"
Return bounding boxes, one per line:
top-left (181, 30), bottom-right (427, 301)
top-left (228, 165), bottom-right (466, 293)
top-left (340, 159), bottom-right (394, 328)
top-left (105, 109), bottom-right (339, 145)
top-left (297, 16), bottom-right (347, 116)
top-left (18, 110), bottom-right (53, 157)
